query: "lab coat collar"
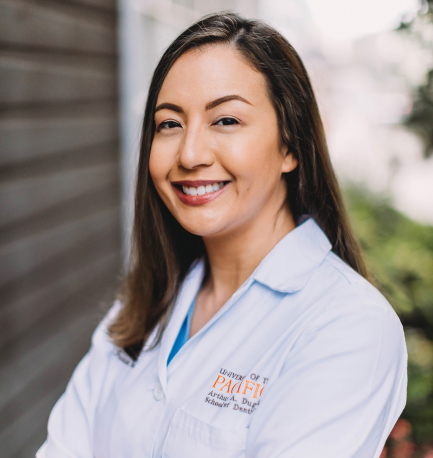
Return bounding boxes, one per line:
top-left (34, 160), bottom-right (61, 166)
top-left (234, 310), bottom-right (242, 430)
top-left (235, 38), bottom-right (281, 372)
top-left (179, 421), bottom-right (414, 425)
top-left (251, 217), bottom-right (332, 293)
top-left (158, 217), bottom-right (331, 388)
top-left (158, 259), bottom-right (205, 390)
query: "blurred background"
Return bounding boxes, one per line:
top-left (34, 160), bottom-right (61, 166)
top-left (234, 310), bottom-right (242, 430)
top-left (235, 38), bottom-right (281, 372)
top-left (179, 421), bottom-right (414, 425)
top-left (0, 0), bottom-right (432, 456)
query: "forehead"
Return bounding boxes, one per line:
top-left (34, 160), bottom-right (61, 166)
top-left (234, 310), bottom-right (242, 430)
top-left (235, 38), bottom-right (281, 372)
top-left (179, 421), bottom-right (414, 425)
top-left (156, 44), bottom-right (269, 106)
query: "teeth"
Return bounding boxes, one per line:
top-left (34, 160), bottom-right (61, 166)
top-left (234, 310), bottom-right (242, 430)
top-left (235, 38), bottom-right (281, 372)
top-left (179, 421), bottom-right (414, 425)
top-left (182, 182), bottom-right (225, 196)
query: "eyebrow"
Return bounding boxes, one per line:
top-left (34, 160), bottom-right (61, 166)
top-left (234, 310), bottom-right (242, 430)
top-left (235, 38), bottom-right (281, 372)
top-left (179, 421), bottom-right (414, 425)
top-left (206, 95), bottom-right (252, 110)
top-left (154, 94), bottom-right (252, 114)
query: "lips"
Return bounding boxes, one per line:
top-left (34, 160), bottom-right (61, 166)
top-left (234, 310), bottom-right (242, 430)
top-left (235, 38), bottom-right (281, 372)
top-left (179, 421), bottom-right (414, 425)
top-left (171, 180), bottom-right (230, 206)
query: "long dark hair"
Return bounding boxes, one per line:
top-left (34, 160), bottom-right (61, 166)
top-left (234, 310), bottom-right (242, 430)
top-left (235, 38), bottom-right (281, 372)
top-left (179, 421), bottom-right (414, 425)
top-left (109, 12), bottom-right (369, 358)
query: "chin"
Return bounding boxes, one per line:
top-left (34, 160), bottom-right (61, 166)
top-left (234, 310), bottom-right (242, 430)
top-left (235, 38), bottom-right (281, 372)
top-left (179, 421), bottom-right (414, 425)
top-left (179, 224), bottom-right (218, 238)
top-left (177, 217), bottom-right (227, 238)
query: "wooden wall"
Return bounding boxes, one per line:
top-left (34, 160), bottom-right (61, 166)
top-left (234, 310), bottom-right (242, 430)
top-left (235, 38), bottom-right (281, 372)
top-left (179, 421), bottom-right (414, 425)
top-left (0, 0), bottom-right (122, 455)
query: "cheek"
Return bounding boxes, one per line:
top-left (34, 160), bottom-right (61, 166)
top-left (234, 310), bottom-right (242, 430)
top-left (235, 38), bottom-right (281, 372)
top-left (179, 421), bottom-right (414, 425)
top-left (220, 132), bottom-right (282, 187)
top-left (149, 147), bottom-right (169, 186)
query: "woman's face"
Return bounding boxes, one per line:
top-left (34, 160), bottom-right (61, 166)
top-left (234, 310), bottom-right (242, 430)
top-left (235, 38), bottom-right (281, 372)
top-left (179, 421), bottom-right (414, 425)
top-left (149, 44), bottom-right (298, 239)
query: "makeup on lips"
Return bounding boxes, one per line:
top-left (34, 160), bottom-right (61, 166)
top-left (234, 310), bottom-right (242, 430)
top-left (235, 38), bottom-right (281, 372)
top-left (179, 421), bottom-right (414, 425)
top-left (171, 180), bottom-right (230, 206)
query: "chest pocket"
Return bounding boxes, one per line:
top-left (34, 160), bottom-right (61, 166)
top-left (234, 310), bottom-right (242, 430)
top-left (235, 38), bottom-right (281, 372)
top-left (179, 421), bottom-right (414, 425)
top-left (162, 408), bottom-right (248, 458)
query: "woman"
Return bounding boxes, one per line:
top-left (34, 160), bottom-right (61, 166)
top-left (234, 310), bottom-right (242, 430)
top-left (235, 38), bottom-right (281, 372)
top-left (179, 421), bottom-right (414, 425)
top-left (37, 12), bottom-right (407, 458)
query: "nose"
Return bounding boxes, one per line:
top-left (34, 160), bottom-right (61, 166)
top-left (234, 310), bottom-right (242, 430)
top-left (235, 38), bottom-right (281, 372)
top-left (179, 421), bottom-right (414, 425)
top-left (177, 123), bottom-right (214, 170)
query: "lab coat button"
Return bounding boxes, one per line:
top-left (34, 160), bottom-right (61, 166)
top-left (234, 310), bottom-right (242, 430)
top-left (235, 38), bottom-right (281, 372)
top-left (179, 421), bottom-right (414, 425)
top-left (153, 384), bottom-right (164, 401)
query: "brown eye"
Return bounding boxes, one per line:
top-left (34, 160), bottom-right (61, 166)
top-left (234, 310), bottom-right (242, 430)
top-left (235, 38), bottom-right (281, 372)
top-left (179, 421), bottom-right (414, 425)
top-left (214, 117), bottom-right (239, 126)
top-left (158, 120), bottom-right (181, 130)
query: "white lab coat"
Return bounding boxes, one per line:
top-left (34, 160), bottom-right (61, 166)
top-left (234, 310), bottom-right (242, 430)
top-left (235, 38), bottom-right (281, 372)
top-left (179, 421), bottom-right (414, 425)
top-left (36, 218), bottom-right (407, 457)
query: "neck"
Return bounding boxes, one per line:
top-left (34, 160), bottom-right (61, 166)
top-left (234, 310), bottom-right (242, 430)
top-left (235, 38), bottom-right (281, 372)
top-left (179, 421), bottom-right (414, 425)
top-left (200, 203), bottom-right (296, 311)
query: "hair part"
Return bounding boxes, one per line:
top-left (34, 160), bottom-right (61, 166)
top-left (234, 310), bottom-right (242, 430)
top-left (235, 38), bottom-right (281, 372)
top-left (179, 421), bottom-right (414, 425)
top-left (108, 11), bottom-right (369, 359)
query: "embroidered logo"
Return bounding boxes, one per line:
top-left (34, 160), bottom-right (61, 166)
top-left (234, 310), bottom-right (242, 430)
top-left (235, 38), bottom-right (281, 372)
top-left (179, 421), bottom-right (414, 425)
top-left (205, 367), bottom-right (269, 415)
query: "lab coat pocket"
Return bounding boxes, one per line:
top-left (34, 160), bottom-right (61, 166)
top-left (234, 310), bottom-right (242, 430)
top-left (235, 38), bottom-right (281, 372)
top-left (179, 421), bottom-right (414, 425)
top-left (162, 408), bottom-right (248, 458)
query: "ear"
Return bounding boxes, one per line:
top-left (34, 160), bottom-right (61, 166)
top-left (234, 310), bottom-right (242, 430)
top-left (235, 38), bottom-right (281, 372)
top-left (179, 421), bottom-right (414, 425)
top-left (281, 151), bottom-right (298, 173)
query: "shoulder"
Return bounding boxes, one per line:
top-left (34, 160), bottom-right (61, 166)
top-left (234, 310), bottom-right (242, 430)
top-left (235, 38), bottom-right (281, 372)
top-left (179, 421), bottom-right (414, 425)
top-left (299, 252), bottom-right (406, 360)
top-left (308, 250), bottom-right (397, 315)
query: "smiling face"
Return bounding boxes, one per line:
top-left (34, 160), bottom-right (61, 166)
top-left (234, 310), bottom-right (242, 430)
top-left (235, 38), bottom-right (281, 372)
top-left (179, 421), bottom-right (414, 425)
top-left (149, 44), bottom-right (298, 240)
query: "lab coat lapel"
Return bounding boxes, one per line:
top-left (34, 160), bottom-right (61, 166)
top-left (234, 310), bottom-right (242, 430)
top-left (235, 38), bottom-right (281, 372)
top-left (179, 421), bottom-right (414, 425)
top-left (157, 259), bottom-right (205, 390)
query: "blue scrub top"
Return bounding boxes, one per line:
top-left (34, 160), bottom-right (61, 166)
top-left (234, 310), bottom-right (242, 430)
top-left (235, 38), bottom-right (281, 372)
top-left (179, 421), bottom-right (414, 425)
top-left (167, 297), bottom-right (196, 365)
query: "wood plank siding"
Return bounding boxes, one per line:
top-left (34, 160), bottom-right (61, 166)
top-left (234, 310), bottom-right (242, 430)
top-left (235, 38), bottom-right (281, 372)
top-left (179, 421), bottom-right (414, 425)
top-left (0, 0), bottom-right (122, 455)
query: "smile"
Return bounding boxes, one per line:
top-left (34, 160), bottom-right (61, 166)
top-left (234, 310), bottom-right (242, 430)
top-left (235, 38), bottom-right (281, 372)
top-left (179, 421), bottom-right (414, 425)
top-left (182, 182), bottom-right (225, 196)
top-left (171, 180), bottom-right (230, 206)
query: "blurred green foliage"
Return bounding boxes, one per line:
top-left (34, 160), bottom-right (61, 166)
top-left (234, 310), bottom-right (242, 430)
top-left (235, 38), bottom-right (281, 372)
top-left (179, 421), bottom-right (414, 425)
top-left (344, 187), bottom-right (433, 447)
top-left (343, 5), bottom-right (433, 452)
top-left (398, 0), bottom-right (433, 158)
